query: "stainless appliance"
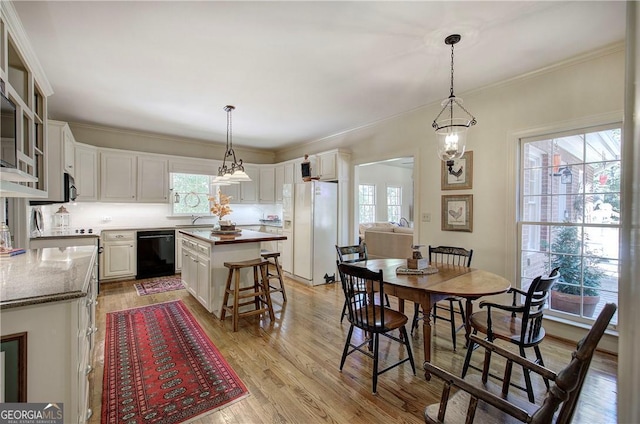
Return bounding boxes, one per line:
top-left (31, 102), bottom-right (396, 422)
top-left (136, 230), bottom-right (175, 279)
top-left (30, 173), bottom-right (77, 205)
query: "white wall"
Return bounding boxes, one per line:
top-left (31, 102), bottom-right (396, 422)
top-left (357, 162), bottom-right (413, 224)
top-left (280, 44), bottom-right (624, 281)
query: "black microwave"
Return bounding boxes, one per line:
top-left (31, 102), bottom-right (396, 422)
top-left (30, 173), bottom-right (77, 205)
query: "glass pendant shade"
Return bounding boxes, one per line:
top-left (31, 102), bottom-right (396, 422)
top-left (435, 116), bottom-right (470, 161)
top-left (230, 169), bottom-right (251, 182)
top-left (432, 34), bottom-right (476, 162)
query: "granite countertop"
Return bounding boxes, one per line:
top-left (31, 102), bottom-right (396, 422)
top-left (179, 229), bottom-right (287, 245)
top-left (0, 246), bottom-right (97, 309)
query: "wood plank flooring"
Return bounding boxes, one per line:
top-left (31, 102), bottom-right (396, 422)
top-left (88, 275), bottom-right (617, 423)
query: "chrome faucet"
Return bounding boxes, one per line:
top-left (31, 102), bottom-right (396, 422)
top-left (400, 217), bottom-right (410, 227)
top-left (191, 215), bottom-right (205, 225)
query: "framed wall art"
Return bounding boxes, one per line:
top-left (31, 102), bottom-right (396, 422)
top-left (441, 151), bottom-right (473, 190)
top-left (1, 332), bottom-right (27, 402)
top-left (441, 194), bottom-right (473, 232)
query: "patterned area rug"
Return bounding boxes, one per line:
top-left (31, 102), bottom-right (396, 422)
top-left (134, 276), bottom-right (185, 296)
top-left (101, 300), bottom-right (249, 423)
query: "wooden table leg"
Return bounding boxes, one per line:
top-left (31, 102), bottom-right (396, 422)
top-left (421, 296), bottom-right (432, 363)
top-left (464, 298), bottom-right (473, 347)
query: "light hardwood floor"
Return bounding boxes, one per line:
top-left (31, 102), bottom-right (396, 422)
top-left (89, 275), bottom-right (617, 423)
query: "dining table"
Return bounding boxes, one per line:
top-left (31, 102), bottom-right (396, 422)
top-left (352, 258), bottom-right (511, 363)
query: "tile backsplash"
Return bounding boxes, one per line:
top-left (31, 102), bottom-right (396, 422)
top-left (33, 202), bottom-right (282, 232)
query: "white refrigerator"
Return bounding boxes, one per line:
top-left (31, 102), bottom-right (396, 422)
top-left (293, 181), bottom-right (338, 286)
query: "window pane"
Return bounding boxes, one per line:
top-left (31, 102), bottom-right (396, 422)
top-left (520, 125), bottom-right (620, 326)
top-left (172, 173), bottom-right (213, 215)
top-left (359, 184), bottom-right (376, 223)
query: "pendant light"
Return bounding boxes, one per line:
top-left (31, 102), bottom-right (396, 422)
top-left (432, 34), bottom-right (477, 173)
top-left (213, 105), bottom-right (251, 184)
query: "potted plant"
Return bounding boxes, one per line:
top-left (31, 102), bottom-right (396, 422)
top-left (549, 224), bottom-right (602, 317)
top-left (210, 189), bottom-right (235, 231)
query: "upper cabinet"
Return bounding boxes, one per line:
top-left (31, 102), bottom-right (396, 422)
top-left (0, 3), bottom-right (53, 197)
top-left (62, 126), bottom-right (75, 176)
top-left (100, 150), bottom-right (169, 203)
top-left (274, 164), bottom-right (284, 203)
top-left (74, 143), bottom-right (98, 201)
top-left (100, 150), bottom-right (137, 201)
top-left (259, 166), bottom-right (275, 203)
top-left (318, 151), bottom-right (337, 181)
top-left (137, 155), bottom-right (169, 203)
top-left (219, 166), bottom-right (259, 204)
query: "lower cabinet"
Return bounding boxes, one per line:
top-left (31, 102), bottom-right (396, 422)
top-left (180, 236), bottom-right (212, 311)
top-left (260, 225), bottom-right (283, 253)
top-left (100, 231), bottom-right (136, 281)
top-left (0, 252), bottom-right (97, 423)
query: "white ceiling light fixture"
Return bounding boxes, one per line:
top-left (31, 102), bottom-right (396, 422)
top-left (215, 105), bottom-right (251, 183)
top-left (432, 34), bottom-right (477, 174)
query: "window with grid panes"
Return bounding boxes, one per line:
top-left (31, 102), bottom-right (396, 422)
top-left (359, 184), bottom-right (376, 223)
top-left (387, 186), bottom-right (402, 223)
top-left (519, 124), bottom-right (620, 327)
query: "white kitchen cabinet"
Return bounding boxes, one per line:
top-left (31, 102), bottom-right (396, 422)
top-left (260, 225), bottom-right (283, 253)
top-left (74, 143), bottom-right (99, 201)
top-left (100, 231), bottom-right (136, 280)
top-left (275, 165), bottom-right (285, 203)
top-left (318, 151), bottom-right (336, 181)
top-left (259, 166), bottom-right (275, 203)
top-left (239, 166), bottom-right (259, 203)
top-left (137, 155), bottom-right (169, 203)
top-left (63, 125), bottom-right (76, 176)
top-left (283, 162), bottom-right (295, 185)
top-left (100, 151), bottom-right (137, 202)
top-left (180, 235), bottom-right (212, 311)
top-left (0, 249), bottom-right (97, 424)
top-left (30, 120), bottom-right (74, 203)
top-left (219, 166), bottom-right (259, 204)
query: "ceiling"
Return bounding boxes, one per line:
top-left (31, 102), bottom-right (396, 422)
top-left (12, 1), bottom-right (626, 151)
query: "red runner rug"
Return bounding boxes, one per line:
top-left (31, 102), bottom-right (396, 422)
top-left (101, 300), bottom-right (248, 423)
top-left (134, 276), bottom-right (185, 296)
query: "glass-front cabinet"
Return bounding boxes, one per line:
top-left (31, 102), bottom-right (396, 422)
top-left (0, 3), bottom-right (52, 197)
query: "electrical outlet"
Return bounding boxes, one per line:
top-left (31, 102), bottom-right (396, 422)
top-left (102, 216), bottom-right (112, 222)
top-left (421, 212), bottom-right (431, 222)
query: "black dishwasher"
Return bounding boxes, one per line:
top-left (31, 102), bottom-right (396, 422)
top-left (136, 230), bottom-right (175, 279)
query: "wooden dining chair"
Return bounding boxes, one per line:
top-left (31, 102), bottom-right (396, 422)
top-left (412, 245), bottom-right (473, 351)
top-left (337, 262), bottom-right (416, 394)
top-left (336, 243), bottom-right (389, 322)
top-left (423, 302), bottom-right (616, 423)
top-left (461, 268), bottom-right (560, 403)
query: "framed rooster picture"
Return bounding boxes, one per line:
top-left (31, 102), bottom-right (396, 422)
top-left (441, 194), bottom-right (473, 232)
top-left (441, 151), bottom-right (473, 190)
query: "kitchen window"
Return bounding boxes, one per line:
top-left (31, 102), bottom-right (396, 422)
top-left (170, 173), bottom-right (215, 215)
top-left (359, 184), bottom-right (376, 223)
top-left (518, 124), bottom-right (620, 327)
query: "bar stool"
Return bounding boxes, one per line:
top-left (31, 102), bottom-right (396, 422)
top-left (260, 250), bottom-right (287, 302)
top-left (221, 258), bottom-right (275, 332)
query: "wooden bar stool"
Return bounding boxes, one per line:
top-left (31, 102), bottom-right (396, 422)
top-left (220, 258), bottom-right (275, 332)
top-left (260, 250), bottom-right (287, 302)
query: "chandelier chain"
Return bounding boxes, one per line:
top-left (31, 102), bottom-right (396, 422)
top-left (450, 42), bottom-right (455, 98)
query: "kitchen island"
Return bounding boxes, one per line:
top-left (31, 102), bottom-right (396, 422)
top-left (178, 229), bottom-right (286, 317)
top-left (0, 246), bottom-right (97, 423)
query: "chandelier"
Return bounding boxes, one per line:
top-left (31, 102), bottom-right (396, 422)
top-left (432, 34), bottom-right (477, 173)
top-left (213, 105), bottom-right (251, 184)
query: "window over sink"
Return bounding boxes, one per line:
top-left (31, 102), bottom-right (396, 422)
top-left (171, 173), bottom-right (215, 216)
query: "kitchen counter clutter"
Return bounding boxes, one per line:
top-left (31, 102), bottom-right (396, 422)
top-left (178, 229), bottom-right (286, 317)
top-left (0, 245), bottom-right (98, 423)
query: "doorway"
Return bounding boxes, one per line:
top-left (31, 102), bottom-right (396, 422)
top-left (355, 157), bottom-right (414, 240)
